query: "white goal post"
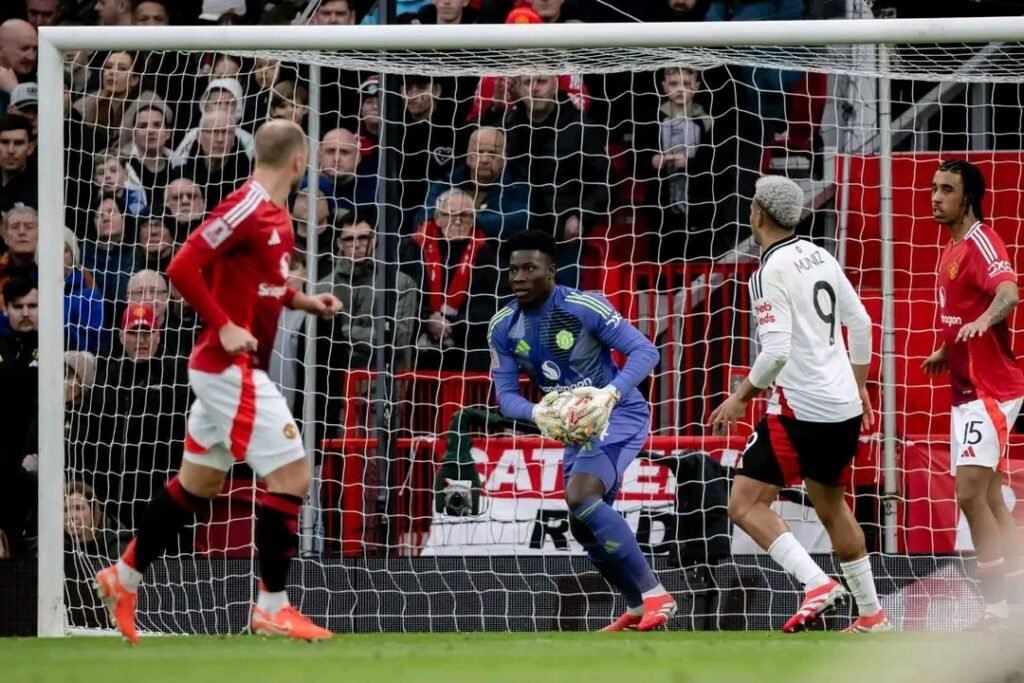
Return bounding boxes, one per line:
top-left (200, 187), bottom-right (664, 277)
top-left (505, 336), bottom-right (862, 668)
top-left (35, 16), bottom-right (1024, 637)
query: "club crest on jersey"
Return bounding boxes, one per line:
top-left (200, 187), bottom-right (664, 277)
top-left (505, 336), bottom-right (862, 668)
top-left (541, 360), bottom-right (561, 381)
top-left (948, 261), bottom-right (959, 280)
top-left (555, 330), bottom-right (574, 350)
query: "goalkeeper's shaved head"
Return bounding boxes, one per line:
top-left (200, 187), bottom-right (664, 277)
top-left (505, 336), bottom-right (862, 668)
top-left (254, 119), bottom-right (307, 169)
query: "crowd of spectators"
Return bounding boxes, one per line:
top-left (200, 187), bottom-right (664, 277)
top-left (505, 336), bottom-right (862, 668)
top-left (0, 0), bottom-right (817, 559)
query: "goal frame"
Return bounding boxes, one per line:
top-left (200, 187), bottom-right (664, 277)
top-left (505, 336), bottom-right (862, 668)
top-left (36, 16), bottom-right (1024, 637)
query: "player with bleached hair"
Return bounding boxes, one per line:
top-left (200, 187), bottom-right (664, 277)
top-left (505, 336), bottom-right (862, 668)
top-left (710, 175), bottom-right (890, 633)
top-left (94, 120), bottom-right (342, 644)
top-left (487, 230), bottom-right (676, 631)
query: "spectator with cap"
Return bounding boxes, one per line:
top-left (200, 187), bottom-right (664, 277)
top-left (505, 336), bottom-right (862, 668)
top-left (260, 0), bottom-right (307, 24)
top-left (94, 0), bottom-right (132, 25)
top-left (122, 93), bottom-right (175, 204)
top-left (400, 188), bottom-right (501, 371)
top-left (6, 82), bottom-right (37, 136)
top-left (170, 108), bottom-right (253, 206)
top-left (0, 114), bottom-right (37, 212)
top-left (133, 1), bottom-right (169, 25)
top-left (172, 78), bottom-right (255, 163)
top-left (198, 0), bottom-right (247, 23)
top-left (421, 126), bottom-right (529, 243)
top-left (63, 227), bottom-right (106, 355)
top-left (89, 301), bottom-right (188, 528)
top-left (124, 268), bottom-right (195, 359)
top-left (358, 76), bottom-right (380, 154)
top-left (163, 176), bottom-right (207, 241)
top-left (397, 74), bottom-right (457, 231)
top-left (309, 127), bottom-right (376, 219)
top-left (0, 19), bottom-right (38, 111)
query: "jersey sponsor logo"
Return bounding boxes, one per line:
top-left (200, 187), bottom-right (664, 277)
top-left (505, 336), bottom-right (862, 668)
top-left (515, 339), bottom-right (531, 355)
top-left (941, 314), bottom-right (962, 327)
top-left (268, 229), bottom-right (281, 246)
top-left (555, 330), bottom-right (574, 350)
top-left (938, 287), bottom-right (946, 309)
top-left (988, 259), bottom-right (1014, 279)
top-left (794, 251), bottom-right (825, 274)
top-left (948, 261), bottom-right (959, 280)
top-left (960, 446), bottom-right (977, 460)
top-left (605, 311), bottom-right (623, 329)
top-left (258, 283), bottom-right (288, 297)
top-left (540, 360), bottom-right (561, 381)
top-left (540, 377), bottom-right (592, 394)
top-left (754, 300), bottom-right (775, 325)
top-left (201, 217), bottom-right (232, 249)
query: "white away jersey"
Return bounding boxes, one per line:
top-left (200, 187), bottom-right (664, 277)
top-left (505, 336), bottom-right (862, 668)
top-left (749, 235), bottom-right (872, 422)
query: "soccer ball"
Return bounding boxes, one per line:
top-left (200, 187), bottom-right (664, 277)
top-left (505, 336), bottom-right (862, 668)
top-left (550, 392), bottom-right (597, 444)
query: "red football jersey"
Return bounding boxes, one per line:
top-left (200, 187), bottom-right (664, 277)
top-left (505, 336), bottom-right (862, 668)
top-left (167, 179), bottom-right (295, 373)
top-left (936, 221), bottom-right (1024, 406)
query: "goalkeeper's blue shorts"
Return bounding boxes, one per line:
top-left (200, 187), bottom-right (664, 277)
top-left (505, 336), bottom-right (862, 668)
top-left (562, 401), bottom-right (650, 504)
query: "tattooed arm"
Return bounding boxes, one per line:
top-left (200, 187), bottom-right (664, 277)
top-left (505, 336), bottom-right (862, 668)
top-left (956, 280), bottom-right (1020, 343)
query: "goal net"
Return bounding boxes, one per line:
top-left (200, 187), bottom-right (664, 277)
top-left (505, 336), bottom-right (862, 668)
top-left (32, 17), bottom-right (1024, 635)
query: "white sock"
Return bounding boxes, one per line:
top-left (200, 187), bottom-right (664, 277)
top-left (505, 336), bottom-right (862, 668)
top-left (257, 589), bottom-right (290, 614)
top-left (840, 555), bottom-right (881, 617)
top-left (641, 585), bottom-right (668, 599)
top-left (986, 600), bottom-right (1010, 619)
top-left (626, 605), bottom-right (644, 616)
top-left (115, 560), bottom-right (142, 593)
top-left (767, 532), bottom-right (830, 590)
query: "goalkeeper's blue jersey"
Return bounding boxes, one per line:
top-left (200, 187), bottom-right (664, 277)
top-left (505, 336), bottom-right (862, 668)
top-left (488, 286), bottom-right (659, 423)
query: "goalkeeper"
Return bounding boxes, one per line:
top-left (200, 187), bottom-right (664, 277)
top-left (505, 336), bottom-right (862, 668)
top-left (487, 230), bottom-right (674, 631)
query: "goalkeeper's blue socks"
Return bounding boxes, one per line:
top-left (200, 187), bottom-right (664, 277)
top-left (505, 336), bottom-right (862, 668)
top-left (583, 541), bottom-right (643, 610)
top-left (572, 497), bottom-right (661, 595)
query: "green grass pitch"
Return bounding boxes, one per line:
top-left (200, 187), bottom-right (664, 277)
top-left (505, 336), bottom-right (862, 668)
top-left (1, 631), bottom-right (997, 683)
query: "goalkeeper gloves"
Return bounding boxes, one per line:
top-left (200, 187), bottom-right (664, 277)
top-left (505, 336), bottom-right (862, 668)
top-left (532, 391), bottom-right (571, 443)
top-left (564, 385), bottom-right (621, 443)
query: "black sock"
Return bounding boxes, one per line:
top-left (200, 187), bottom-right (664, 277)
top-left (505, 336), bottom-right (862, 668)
top-left (125, 476), bottom-right (206, 573)
top-left (256, 493), bottom-right (302, 593)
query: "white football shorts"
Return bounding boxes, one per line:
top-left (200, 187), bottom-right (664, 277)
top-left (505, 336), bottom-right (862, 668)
top-left (182, 363), bottom-right (306, 478)
top-left (950, 395), bottom-right (1023, 474)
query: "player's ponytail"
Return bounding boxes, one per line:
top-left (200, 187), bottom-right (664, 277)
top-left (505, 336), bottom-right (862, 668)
top-left (938, 159), bottom-right (986, 223)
